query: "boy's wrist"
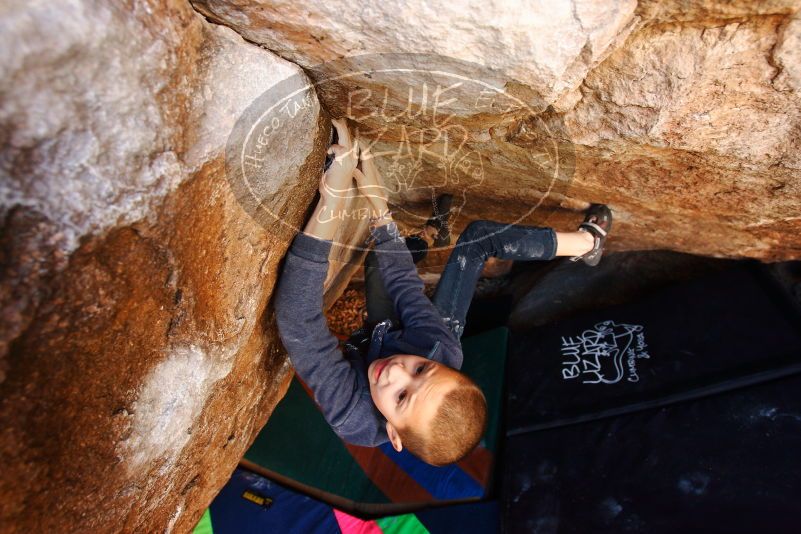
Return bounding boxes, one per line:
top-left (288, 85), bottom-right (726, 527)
top-left (367, 198), bottom-right (390, 217)
top-left (291, 230), bottom-right (333, 264)
top-left (368, 210), bottom-right (392, 222)
top-left (319, 187), bottom-right (346, 208)
top-left (369, 219), bottom-right (402, 246)
top-left (368, 207), bottom-right (393, 231)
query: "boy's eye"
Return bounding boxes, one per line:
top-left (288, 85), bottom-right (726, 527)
top-left (397, 390), bottom-right (407, 404)
top-left (415, 364), bottom-right (426, 375)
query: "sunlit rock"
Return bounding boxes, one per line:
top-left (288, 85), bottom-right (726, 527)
top-left (0, 1), bottom-right (326, 531)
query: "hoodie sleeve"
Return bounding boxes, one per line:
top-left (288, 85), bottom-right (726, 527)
top-left (369, 222), bottom-right (463, 369)
top-left (273, 231), bottom-right (383, 443)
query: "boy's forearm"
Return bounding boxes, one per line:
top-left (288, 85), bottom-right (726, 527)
top-left (367, 197), bottom-right (392, 227)
top-left (302, 189), bottom-right (346, 241)
top-left (369, 221), bottom-right (463, 368)
top-left (274, 230), bottom-right (365, 435)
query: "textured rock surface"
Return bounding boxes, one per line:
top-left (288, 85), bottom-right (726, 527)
top-left (0, 0), bottom-right (326, 532)
top-left (194, 0), bottom-right (801, 260)
top-left (565, 13), bottom-right (801, 258)
top-left (3, 1), bottom-right (801, 532)
top-left (192, 0), bottom-right (640, 107)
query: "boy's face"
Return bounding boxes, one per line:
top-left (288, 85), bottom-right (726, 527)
top-left (368, 354), bottom-right (460, 447)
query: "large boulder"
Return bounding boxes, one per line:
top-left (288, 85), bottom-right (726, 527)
top-left (193, 0), bottom-right (801, 261)
top-left (3, 0), bottom-right (801, 532)
top-left (191, 0), bottom-right (640, 107)
top-left (564, 11), bottom-right (801, 259)
top-left (0, 0), bottom-right (327, 532)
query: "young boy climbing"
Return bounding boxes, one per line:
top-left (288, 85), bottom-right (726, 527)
top-left (274, 119), bottom-right (612, 466)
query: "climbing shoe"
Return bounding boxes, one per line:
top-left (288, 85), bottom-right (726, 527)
top-left (425, 193), bottom-right (454, 247)
top-left (570, 203), bottom-right (613, 267)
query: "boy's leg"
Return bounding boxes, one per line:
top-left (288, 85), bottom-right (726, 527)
top-left (431, 220), bottom-right (560, 339)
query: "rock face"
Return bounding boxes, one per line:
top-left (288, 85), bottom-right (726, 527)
top-left (0, 1), bottom-right (327, 532)
top-left (192, 0), bottom-right (640, 107)
top-left (194, 0), bottom-right (801, 261)
top-left (565, 12), bottom-right (801, 259)
top-left (2, 1), bottom-right (801, 533)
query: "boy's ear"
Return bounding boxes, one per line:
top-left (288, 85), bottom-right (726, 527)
top-left (386, 422), bottom-right (403, 452)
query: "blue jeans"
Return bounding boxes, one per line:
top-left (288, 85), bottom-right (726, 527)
top-left (364, 220), bottom-right (557, 339)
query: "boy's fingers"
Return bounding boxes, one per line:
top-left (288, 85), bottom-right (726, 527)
top-left (358, 141), bottom-right (375, 164)
top-left (329, 145), bottom-right (362, 167)
top-left (327, 144), bottom-right (351, 157)
top-left (332, 119), bottom-right (352, 148)
top-left (353, 167), bottom-right (378, 185)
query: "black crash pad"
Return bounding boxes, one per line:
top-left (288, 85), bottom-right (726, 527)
top-left (502, 263), bottom-right (801, 533)
top-left (506, 265), bottom-right (801, 434)
top-left (503, 372), bottom-right (801, 533)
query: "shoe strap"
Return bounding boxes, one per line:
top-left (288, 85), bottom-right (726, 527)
top-left (580, 221), bottom-right (607, 237)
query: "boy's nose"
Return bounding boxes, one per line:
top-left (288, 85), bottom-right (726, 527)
top-left (386, 362), bottom-right (412, 384)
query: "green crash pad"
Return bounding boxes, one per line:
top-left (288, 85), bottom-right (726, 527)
top-left (242, 326), bottom-right (508, 513)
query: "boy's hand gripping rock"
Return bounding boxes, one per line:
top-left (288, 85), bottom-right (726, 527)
top-left (319, 119), bottom-right (359, 203)
top-left (353, 138), bottom-right (390, 219)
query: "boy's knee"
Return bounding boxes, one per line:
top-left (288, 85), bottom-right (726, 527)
top-left (459, 220), bottom-right (487, 242)
top-left (456, 221), bottom-right (498, 259)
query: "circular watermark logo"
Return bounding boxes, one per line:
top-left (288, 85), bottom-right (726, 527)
top-left (226, 53), bottom-right (575, 266)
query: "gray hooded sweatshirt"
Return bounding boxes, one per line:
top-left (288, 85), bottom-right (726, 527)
top-left (273, 221), bottom-right (463, 446)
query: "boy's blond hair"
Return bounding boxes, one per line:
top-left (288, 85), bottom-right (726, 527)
top-left (398, 374), bottom-right (487, 466)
